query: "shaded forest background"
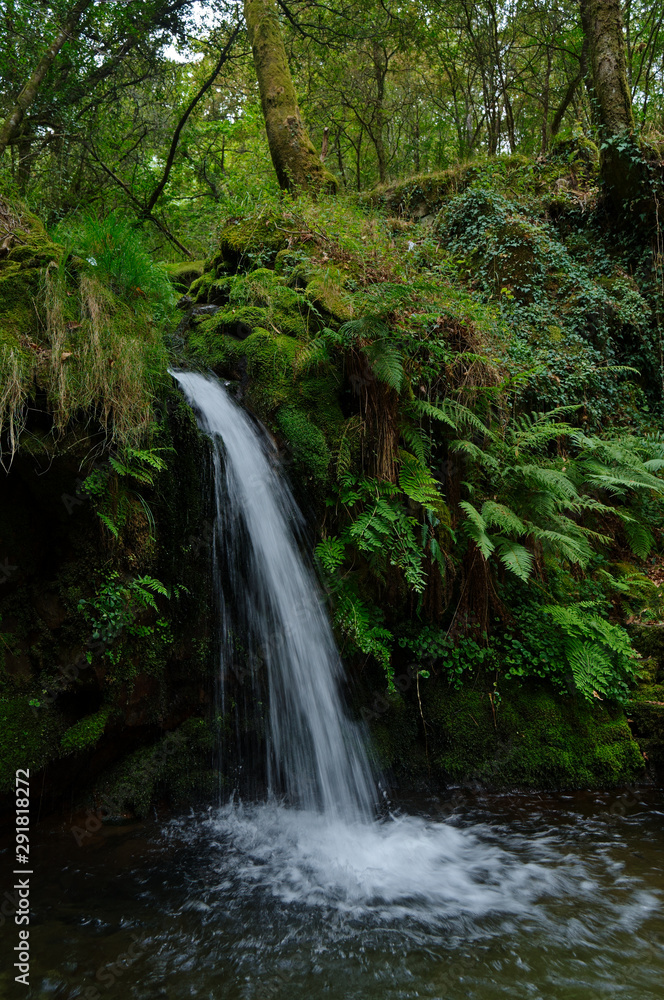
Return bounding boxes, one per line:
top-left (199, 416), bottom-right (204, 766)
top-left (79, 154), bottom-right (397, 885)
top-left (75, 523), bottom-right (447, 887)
top-left (2, 0), bottom-right (664, 256)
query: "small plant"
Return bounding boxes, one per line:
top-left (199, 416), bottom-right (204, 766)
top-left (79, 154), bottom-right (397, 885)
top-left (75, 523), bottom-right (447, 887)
top-left (541, 603), bottom-right (640, 703)
top-left (78, 572), bottom-right (170, 665)
top-left (55, 212), bottom-right (175, 319)
top-left (81, 444), bottom-right (170, 539)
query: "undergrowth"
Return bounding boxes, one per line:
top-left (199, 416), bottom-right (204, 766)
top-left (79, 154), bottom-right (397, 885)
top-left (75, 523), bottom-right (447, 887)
top-left (0, 206), bottom-right (172, 462)
top-left (174, 149), bottom-right (664, 707)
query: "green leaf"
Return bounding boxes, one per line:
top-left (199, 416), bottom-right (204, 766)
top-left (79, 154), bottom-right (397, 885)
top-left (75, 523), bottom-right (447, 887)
top-left (494, 537), bottom-right (534, 581)
top-left (459, 500), bottom-right (494, 558)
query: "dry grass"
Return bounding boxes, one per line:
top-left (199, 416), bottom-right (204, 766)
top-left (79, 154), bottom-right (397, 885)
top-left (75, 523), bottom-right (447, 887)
top-left (0, 263), bottom-right (165, 464)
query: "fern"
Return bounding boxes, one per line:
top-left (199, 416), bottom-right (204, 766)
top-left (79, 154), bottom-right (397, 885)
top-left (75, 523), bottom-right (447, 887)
top-left (407, 398), bottom-right (457, 429)
top-left (494, 538), bottom-right (533, 581)
top-left (326, 582), bottom-right (394, 686)
top-left (621, 517), bottom-right (655, 559)
top-left (97, 511), bottom-right (119, 539)
top-left (399, 421), bottom-right (429, 465)
top-left (542, 604), bottom-right (638, 702)
top-left (362, 340), bottom-right (404, 391)
top-left (316, 536), bottom-right (346, 573)
top-left (398, 452), bottom-right (442, 510)
top-left (481, 500), bottom-right (526, 535)
top-left (459, 501), bottom-right (495, 558)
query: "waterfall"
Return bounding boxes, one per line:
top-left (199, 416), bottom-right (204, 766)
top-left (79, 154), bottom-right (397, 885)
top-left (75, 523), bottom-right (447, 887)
top-left (172, 371), bottom-right (377, 822)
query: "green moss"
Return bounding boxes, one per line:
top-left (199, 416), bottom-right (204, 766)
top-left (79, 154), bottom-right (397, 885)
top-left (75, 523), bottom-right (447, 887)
top-left (305, 265), bottom-right (353, 322)
top-left (629, 626), bottom-right (664, 679)
top-left (367, 154), bottom-right (533, 217)
top-left (164, 260), bottom-right (205, 292)
top-left (370, 693), bottom-right (428, 777)
top-left (93, 716), bottom-right (217, 817)
top-left (210, 215), bottom-right (290, 274)
top-left (0, 697), bottom-right (65, 792)
top-left (418, 681), bottom-right (644, 788)
top-left (244, 327), bottom-right (299, 405)
top-left (550, 128), bottom-right (600, 168)
top-left (276, 406), bottom-right (330, 487)
top-left (60, 706), bottom-right (111, 753)
top-left (198, 304), bottom-right (269, 341)
top-left (0, 197), bottom-right (63, 338)
top-left (189, 273), bottom-right (234, 306)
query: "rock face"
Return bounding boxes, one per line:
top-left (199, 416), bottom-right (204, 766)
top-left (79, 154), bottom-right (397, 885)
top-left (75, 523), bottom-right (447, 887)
top-left (1, 166), bottom-right (660, 821)
top-left (0, 198), bottom-right (217, 821)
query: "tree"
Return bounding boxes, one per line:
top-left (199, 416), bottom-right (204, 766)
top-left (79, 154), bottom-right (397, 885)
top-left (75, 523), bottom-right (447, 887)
top-left (0, 0), bottom-right (93, 158)
top-left (244, 0), bottom-right (336, 192)
top-left (579, 0), bottom-right (642, 200)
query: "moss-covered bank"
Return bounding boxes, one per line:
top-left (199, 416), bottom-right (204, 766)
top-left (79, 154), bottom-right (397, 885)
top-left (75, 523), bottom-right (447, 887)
top-left (371, 681), bottom-right (644, 790)
top-left (0, 199), bottom-right (217, 818)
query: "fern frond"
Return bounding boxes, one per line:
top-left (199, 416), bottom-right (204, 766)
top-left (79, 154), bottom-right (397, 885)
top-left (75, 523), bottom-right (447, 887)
top-left (316, 536), bottom-right (346, 573)
top-left (407, 398), bottom-right (457, 429)
top-left (398, 452), bottom-right (442, 509)
top-left (459, 500), bottom-right (494, 558)
top-left (97, 512), bottom-right (119, 538)
top-left (622, 517), bottom-right (655, 560)
top-left (481, 500), bottom-right (526, 536)
top-left (399, 421), bottom-right (429, 465)
top-left (494, 537), bottom-right (534, 581)
top-left (362, 340), bottom-right (405, 391)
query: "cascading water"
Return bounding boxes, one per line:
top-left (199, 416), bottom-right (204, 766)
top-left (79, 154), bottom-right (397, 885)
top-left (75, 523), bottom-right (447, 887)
top-left (165, 370), bottom-right (660, 982)
top-left (172, 370), bottom-right (377, 822)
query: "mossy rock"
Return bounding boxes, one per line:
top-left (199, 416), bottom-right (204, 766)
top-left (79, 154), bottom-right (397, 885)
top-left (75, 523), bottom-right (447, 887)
top-left (305, 265), bottom-right (353, 323)
top-left (276, 405), bottom-right (330, 488)
top-left (198, 304), bottom-right (269, 341)
top-left (164, 260), bottom-right (205, 293)
top-left (243, 327), bottom-right (299, 405)
top-left (60, 706), bottom-right (111, 754)
top-left (189, 272), bottom-right (234, 306)
top-left (416, 681), bottom-right (644, 789)
top-left (274, 245), bottom-right (317, 277)
top-left (550, 129), bottom-right (600, 168)
top-left (367, 154), bottom-right (533, 218)
top-left (209, 216), bottom-right (290, 274)
top-left (626, 696), bottom-right (664, 783)
top-left (0, 195), bottom-right (63, 339)
top-left (490, 219), bottom-right (541, 302)
top-left (0, 697), bottom-right (66, 792)
top-left (370, 693), bottom-right (428, 777)
top-left (236, 268), bottom-right (314, 338)
top-left (628, 625), bottom-right (664, 678)
top-left (91, 716), bottom-right (217, 818)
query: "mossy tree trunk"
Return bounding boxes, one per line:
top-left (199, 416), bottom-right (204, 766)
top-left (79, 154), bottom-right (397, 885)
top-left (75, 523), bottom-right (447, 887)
top-left (244, 0), bottom-right (337, 194)
top-left (579, 0), bottom-right (642, 202)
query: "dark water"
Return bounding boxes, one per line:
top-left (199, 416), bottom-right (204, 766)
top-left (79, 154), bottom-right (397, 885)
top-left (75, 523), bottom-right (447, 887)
top-left (5, 789), bottom-right (664, 1000)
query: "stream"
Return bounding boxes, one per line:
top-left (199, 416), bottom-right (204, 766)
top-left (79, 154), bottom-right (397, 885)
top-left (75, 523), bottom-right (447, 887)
top-left (11, 789), bottom-right (664, 999)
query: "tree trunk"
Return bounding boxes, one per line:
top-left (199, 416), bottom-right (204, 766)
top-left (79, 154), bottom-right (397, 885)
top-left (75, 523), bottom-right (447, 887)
top-left (0, 0), bottom-right (93, 158)
top-left (244, 0), bottom-right (336, 193)
top-left (579, 0), bottom-right (641, 201)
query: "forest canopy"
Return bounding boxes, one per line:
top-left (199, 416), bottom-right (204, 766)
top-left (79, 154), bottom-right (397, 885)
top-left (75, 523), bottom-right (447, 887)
top-left (2, 0), bottom-right (664, 252)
